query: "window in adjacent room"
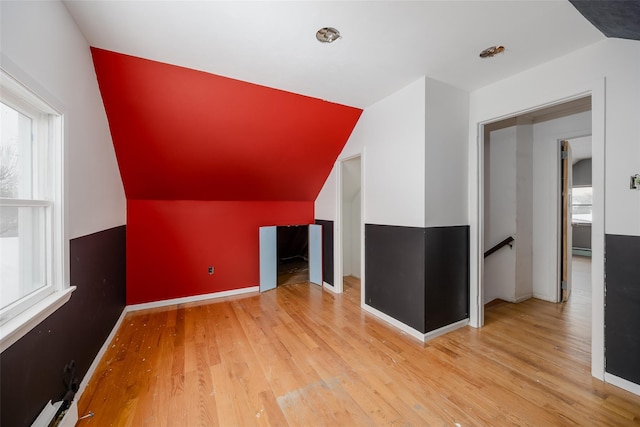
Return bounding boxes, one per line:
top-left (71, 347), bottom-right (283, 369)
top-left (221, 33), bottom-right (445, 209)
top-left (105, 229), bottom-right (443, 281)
top-left (0, 68), bottom-right (67, 347)
top-left (571, 186), bottom-right (593, 224)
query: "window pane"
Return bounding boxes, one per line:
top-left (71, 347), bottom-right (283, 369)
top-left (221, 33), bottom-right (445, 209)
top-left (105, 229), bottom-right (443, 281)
top-left (1, 102), bottom-right (33, 199)
top-left (0, 206), bottom-right (46, 310)
top-left (572, 186), bottom-right (592, 223)
top-left (572, 187), bottom-right (592, 205)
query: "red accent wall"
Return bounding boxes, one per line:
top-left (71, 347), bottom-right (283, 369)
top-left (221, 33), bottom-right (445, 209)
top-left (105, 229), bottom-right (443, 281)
top-left (127, 200), bottom-right (313, 305)
top-left (91, 48), bottom-right (362, 304)
top-left (91, 48), bottom-right (362, 201)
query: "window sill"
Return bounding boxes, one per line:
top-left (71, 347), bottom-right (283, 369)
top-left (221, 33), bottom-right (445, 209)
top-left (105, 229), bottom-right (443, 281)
top-left (0, 286), bottom-right (76, 353)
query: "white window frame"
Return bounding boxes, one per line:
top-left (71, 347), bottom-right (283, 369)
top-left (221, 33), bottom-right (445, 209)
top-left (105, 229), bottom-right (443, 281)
top-left (0, 67), bottom-right (73, 352)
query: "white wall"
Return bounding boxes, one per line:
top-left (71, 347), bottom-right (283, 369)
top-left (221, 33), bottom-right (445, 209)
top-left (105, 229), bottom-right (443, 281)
top-left (484, 126), bottom-right (517, 303)
top-left (425, 78), bottom-right (469, 227)
top-left (341, 198), bottom-right (352, 276)
top-left (352, 77), bottom-right (427, 227)
top-left (515, 120), bottom-right (533, 302)
top-left (315, 77), bottom-right (426, 289)
top-left (531, 111), bottom-right (591, 301)
top-left (1, 1), bottom-right (126, 241)
top-left (603, 42), bottom-right (640, 237)
top-left (340, 192), bottom-right (362, 278)
top-left (350, 190), bottom-right (361, 278)
top-left (315, 167), bottom-right (337, 221)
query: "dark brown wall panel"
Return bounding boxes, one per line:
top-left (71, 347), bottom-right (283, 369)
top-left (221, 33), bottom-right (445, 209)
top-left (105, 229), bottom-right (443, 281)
top-left (365, 224), bottom-right (426, 332)
top-left (315, 220), bottom-right (334, 286)
top-left (605, 233), bottom-right (640, 385)
top-left (425, 226), bottom-right (469, 332)
top-left (0, 225), bottom-right (126, 427)
top-left (365, 224), bottom-right (470, 334)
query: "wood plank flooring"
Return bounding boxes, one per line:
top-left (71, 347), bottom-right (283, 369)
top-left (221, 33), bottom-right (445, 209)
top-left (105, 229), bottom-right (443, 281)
top-left (77, 272), bottom-right (640, 426)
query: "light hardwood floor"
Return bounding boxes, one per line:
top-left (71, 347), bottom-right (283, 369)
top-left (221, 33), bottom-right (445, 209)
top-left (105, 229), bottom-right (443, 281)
top-left (77, 271), bottom-right (640, 426)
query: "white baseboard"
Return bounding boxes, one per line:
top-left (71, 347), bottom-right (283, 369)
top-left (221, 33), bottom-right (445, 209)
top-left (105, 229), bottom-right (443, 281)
top-left (514, 293), bottom-right (533, 303)
top-left (323, 281), bottom-right (339, 293)
top-left (127, 286), bottom-right (260, 312)
top-left (605, 372), bottom-right (640, 396)
top-left (532, 293), bottom-right (557, 303)
top-left (32, 399), bottom-right (78, 427)
top-left (362, 304), bottom-right (469, 343)
top-left (361, 304), bottom-right (425, 342)
top-left (423, 318), bottom-right (469, 341)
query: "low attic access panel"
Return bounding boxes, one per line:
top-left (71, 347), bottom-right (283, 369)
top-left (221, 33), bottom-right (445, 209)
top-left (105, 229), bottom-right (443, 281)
top-left (259, 224), bottom-right (322, 292)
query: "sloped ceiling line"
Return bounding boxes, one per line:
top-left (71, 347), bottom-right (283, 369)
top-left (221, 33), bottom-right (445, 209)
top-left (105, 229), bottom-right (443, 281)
top-left (91, 48), bottom-right (362, 202)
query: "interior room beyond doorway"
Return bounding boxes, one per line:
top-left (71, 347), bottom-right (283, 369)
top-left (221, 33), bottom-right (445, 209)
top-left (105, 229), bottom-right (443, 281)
top-left (483, 96), bottom-right (592, 307)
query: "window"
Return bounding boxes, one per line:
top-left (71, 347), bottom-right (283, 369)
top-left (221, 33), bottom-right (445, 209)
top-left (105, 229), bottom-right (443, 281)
top-left (572, 186), bottom-right (592, 224)
top-left (0, 69), bottom-right (69, 350)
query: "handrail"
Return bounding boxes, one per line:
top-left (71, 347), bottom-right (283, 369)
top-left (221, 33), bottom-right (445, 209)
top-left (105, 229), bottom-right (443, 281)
top-left (484, 236), bottom-right (514, 258)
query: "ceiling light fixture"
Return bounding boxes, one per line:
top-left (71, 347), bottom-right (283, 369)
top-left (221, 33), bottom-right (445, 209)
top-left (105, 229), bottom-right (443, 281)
top-left (316, 27), bottom-right (341, 43)
top-left (479, 45), bottom-right (505, 58)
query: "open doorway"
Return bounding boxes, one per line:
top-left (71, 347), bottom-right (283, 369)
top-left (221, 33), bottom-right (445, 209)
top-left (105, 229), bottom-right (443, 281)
top-left (338, 155), bottom-right (362, 298)
top-left (561, 136), bottom-right (593, 302)
top-left (565, 137), bottom-right (593, 305)
top-left (482, 96), bottom-right (593, 308)
top-left (473, 80), bottom-right (606, 380)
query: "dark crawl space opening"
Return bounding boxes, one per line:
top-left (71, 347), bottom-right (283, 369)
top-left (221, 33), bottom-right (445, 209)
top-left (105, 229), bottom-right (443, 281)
top-left (277, 225), bottom-right (309, 286)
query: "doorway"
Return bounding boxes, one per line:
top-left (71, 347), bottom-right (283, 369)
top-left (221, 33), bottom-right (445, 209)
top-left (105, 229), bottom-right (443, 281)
top-left (561, 136), bottom-right (593, 302)
top-left (337, 155), bottom-right (362, 297)
top-left (482, 96), bottom-right (593, 303)
top-left (472, 81), bottom-right (606, 380)
top-left (559, 136), bottom-right (595, 304)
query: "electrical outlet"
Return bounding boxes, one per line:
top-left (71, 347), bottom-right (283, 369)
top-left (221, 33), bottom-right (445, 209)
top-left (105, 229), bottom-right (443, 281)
top-left (631, 174), bottom-right (640, 190)
top-left (208, 266), bottom-right (214, 275)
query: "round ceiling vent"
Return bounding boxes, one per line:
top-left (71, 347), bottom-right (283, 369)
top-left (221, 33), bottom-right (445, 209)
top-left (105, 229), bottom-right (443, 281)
top-left (479, 45), bottom-right (505, 58)
top-left (316, 27), bottom-right (341, 43)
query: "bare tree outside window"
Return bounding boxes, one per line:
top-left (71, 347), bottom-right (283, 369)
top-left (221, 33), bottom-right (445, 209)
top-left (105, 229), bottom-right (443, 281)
top-left (1, 108), bottom-right (21, 241)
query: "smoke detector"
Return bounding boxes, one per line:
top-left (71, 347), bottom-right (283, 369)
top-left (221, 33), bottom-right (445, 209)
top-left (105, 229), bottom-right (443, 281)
top-left (479, 45), bottom-right (505, 58)
top-left (316, 27), bottom-right (341, 43)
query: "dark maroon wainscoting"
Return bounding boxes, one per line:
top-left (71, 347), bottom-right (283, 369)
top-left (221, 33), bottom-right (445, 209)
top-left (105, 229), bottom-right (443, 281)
top-left (0, 225), bottom-right (126, 427)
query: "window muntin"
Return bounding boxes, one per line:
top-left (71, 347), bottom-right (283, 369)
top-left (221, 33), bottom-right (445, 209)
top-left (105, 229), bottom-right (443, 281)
top-left (0, 69), bottom-right (63, 327)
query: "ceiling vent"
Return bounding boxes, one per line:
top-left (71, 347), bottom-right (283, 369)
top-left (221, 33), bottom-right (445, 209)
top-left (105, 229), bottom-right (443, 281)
top-left (316, 27), bottom-right (341, 43)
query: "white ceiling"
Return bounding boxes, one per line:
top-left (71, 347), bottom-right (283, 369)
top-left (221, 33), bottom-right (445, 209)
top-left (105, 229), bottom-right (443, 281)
top-left (63, 0), bottom-right (605, 108)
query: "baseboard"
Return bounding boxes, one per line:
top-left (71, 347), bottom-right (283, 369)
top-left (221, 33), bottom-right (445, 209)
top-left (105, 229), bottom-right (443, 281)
top-left (127, 286), bottom-right (260, 312)
top-left (423, 319), bottom-right (469, 342)
top-left (533, 293), bottom-right (557, 303)
top-left (323, 281), bottom-right (339, 294)
top-left (605, 373), bottom-right (640, 396)
top-left (76, 306), bottom-right (127, 400)
top-left (32, 399), bottom-right (78, 427)
top-left (362, 304), bottom-right (425, 342)
top-left (514, 293), bottom-right (533, 303)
